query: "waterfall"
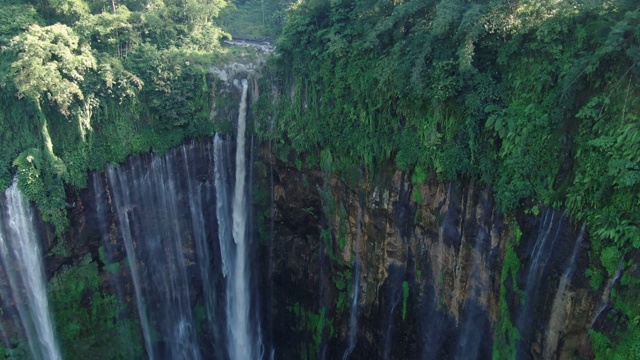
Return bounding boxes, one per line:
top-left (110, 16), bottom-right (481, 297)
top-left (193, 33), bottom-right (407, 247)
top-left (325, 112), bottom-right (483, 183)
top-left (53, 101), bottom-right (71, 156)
top-left (454, 227), bottom-right (491, 359)
top-left (382, 266), bottom-right (404, 360)
top-left (589, 261), bottom-right (623, 329)
top-left (342, 192), bottom-right (363, 360)
top-left (181, 144), bottom-right (222, 357)
top-left (105, 141), bottom-right (217, 359)
top-left (516, 209), bottom-right (566, 357)
top-left (216, 78), bottom-right (260, 359)
top-left (106, 166), bottom-right (154, 359)
top-left (230, 77), bottom-right (252, 359)
top-left (215, 134), bottom-right (234, 280)
top-left (91, 173), bottom-right (140, 357)
top-left (543, 224), bottom-right (586, 358)
top-left (419, 183), bottom-right (454, 359)
top-left (0, 181), bottom-right (61, 360)
top-left (267, 119), bottom-right (276, 360)
top-left (342, 260), bottom-right (361, 360)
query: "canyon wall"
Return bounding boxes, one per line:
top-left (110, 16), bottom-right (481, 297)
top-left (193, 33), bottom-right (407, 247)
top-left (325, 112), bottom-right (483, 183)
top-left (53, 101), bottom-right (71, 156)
top-left (261, 152), bottom-right (602, 359)
top-left (0, 74), bottom-right (617, 359)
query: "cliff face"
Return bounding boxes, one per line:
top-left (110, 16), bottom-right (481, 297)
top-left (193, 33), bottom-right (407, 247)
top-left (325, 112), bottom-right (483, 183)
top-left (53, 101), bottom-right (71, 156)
top-left (0, 137), bottom-right (607, 359)
top-left (0, 70), bottom-right (609, 358)
top-left (49, 140), bottom-right (226, 358)
top-left (263, 152), bottom-right (601, 360)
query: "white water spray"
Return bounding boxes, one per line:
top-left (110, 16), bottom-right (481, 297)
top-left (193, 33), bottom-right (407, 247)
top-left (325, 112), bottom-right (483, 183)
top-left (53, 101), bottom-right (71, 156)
top-left (215, 78), bottom-right (259, 359)
top-left (107, 143), bottom-right (210, 360)
top-left (107, 167), bottom-right (156, 359)
top-left (0, 181), bottom-right (61, 360)
top-left (214, 134), bottom-right (234, 279)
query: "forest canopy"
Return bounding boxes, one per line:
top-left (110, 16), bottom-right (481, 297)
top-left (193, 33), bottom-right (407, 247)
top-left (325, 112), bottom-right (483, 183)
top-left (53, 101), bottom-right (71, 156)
top-left (0, 0), bottom-right (237, 233)
top-left (273, 0), bottom-right (640, 258)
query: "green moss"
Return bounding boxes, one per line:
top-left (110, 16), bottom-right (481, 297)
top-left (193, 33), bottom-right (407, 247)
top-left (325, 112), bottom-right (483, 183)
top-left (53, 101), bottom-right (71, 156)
top-left (412, 187), bottom-right (423, 206)
top-left (586, 266), bottom-right (605, 291)
top-left (290, 304), bottom-right (333, 360)
top-left (401, 280), bottom-right (409, 321)
top-left (333, 269), bottom-right (352, 315)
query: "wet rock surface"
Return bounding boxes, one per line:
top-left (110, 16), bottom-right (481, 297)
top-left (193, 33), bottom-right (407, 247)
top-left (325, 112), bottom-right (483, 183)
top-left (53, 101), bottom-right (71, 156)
top-left (0, 140), bottom-right (602, 359)
top-left (260, 151), bottom-right (600, 359)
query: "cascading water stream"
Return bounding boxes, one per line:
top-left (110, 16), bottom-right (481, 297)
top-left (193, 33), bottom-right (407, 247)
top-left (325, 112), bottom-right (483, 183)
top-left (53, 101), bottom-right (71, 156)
top-left (231, 77), bottom-right (253, 359)
top-left (342, 262), bottom-right (361, 359)
top-left (543, 224), bottom-right (586, 358)
top-left (267, 116), bottom-right (276, 360)
top-left (516, 209), bottom-right (566, 357)
top-left (91, 173), bottom-right (141, 358)
top-left (106, 167), bottom-right (154, 359)
top-left (0, 181), bottom-right (61, 360)
top-left (180, 143), bottom-right (229, 360)
top-left (342, 192), bottom-right (363, 360)
top-left (215, 134), bottom-right (234, 280)
top-left (454, 227), bottom-right (490, 359)
top-left (215, 78), bottom-right (260, 359)
top-left (589, 261), bottom-right (623, 329)
top-left (106, 141), bottom-right (219, 359)
top-left (382, 267), bottom-right (404, 360)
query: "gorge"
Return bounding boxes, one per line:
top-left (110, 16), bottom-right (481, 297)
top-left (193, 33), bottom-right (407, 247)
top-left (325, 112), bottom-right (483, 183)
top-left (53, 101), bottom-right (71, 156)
top-left (0, 0), bottom-right (639, 359)
top-left (0, 118), bottom-right (618, 359)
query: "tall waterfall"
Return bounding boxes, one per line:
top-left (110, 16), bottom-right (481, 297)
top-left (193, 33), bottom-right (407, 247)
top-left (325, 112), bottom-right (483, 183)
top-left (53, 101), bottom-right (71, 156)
top-left (454, 226), bottom-right (491, 359)
top-left (342, 253), bottom-right (361, 360)
top-left (342, 192), bottom-right (363, 360)
top-left (215, 78), bottom-right (260, 359)
top-left (516, 209), bottom-right (566, 358)
top-left (105, 140), bottom-right (218, 359)
top-left (543, 224), bottom-right (586, 358)
top-left (0, 181), bottom-right (61, 360)
top-left (181, 144), bottom-right (223, 359)
top-left (91, 172), bottom-right (139, 357)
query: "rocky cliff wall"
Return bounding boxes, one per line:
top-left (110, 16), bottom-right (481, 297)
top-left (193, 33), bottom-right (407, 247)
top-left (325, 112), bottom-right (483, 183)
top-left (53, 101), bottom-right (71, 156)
top-left (0, 70), bottom-right (613, 358)
top-left (0, 138), bottom-right (611, 359)
top-left (262, 152), bottom-right (602, 360)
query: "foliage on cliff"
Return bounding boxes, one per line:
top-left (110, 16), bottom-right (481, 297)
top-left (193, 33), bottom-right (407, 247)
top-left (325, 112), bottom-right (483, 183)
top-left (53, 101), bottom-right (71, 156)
top-left (0, 0), bottom-right (237, 235)
top-left (48, 255), bottom-right (142, 359)
top-left (218, 0), bottom-right (294, 39)
top-left (269, 0), bottom-right (640, 357)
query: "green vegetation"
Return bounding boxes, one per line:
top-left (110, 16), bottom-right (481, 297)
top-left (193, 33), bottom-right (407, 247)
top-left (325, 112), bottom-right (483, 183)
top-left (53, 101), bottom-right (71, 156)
top-left (219, 0), bottom-right (295, 39)
top-left (411, 165), bottom-right (427, 205)
top-left (333, 269), bottom-right (352, 314)
top-left (401, 280), bottom-right (409, 321)
top-left (267, 0), bottom-right (640, 355)
top-left (0, 339), bottom-right (28, 359)
top-left (591, 269), bottom-right (640, 359)
top-left (0, 0), bottom-right (255, 236)
top-left (99, 246), bottom-right (122, 274)
top-left (290, 303), bottom-right (333, 360)
top-left (48, 255), bottom-right (143, 359)
top-left (493, 219), bottom-right (523, 360)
